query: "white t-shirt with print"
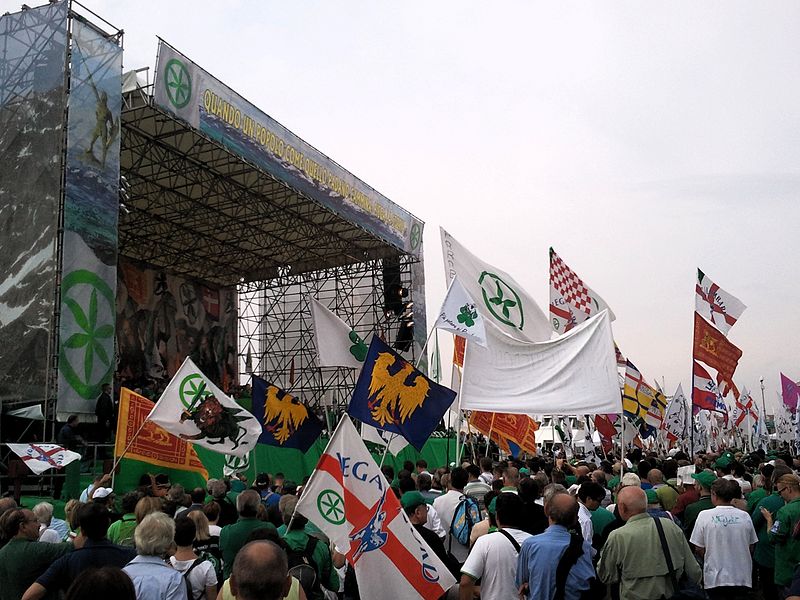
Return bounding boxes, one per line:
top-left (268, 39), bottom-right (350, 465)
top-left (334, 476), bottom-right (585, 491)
top-left (689, 505), bottom-right (758, 588)
top-left (170, 556), bottom-right (218, 599)
top-left (461, 528), bottom-right (531, 600)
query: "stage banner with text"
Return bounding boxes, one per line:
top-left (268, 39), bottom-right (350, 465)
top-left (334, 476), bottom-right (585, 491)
top-left (0, 2), bottom-right (68, 404)
top-left (57, 19), bottom-right (122, 415)
top-left (153, 40), bottom-right (423, 256)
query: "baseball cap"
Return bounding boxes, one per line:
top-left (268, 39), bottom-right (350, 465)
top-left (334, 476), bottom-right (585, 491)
top-left (401, 491), bottom-right (427, 511)
top-left (92, 487), bottom-right (114, 499)
top-left (255, 473), bottom-right (270, 486)
top-left (692, 471), bottom-right (717, 488)
top-left (645, 489), bottom-right (659, 504)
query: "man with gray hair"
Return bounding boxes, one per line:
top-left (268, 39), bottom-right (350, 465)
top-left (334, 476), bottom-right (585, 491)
top-left (230, 540), bottom-right (292, 600)
top-left (220, 489), bottom-right (276, 579)
top-left (124, 512), bottom-right (186, 599)
top-left (32, 502), bottom-right (62, 542)
top-left (598, 486), bottom-right (701, 600)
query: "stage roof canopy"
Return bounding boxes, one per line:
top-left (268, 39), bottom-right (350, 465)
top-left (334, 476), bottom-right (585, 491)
top-left (120, 58), bottom-right (422, 288)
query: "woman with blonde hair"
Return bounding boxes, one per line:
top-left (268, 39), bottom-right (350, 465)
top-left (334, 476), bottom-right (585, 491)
top-left (186, 509), bottom-right (222, 583)
top-left (64, 500), bottom-right (84, 540)
top-left (134, 496), bottom-right (162, 524)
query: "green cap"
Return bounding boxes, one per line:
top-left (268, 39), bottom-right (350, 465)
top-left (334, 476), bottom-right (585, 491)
top-left (692, 471), bottom-right (717, 488)
top-left (645, 489), bottom-right (659, 504)
top-left (401, 491), bottom-right (427, 511)
top-left (713, 451), bottom-right (734, 469)
top-left (519, 467), bottom-right (530, 476)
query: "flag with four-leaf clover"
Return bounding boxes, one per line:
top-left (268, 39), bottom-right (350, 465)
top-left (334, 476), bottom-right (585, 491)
top-left (432, 275), bottom-right (487, 347)
top-left (309, 297), bottom-right (369, 370)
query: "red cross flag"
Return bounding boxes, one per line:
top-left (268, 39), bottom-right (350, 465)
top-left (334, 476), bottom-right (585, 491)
top-left (695, 269), bottom-right (746, 336)
top-left (7, 443), bottom-right (81, 475)
top-left (295, 416), bottom-right (456, 599)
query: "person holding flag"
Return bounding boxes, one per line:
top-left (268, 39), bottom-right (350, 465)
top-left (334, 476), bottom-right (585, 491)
top-left (294, 416), bottom-right (456, 599)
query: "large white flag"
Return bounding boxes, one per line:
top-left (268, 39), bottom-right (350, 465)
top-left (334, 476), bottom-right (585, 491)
top-left (361, 423), bottom-right (410, 456)
top-left (460, 310), bottom-right (620, 414)
top-left (148, 357), bottom-right (261, 457)
top-left (7, 443), bottom-right (81, 475)
top-left (440, 228), bottom-right (551, 343)
top-left (296, 416), bottom-right (456, 599)
top-left (432, 275), bottom-right (487, 347)
top-left (549, 248), bottom-right (615, 334)
top-left (695, 269), bottom-right (746, 336)
top-left (309, 297), bottom-right (367, 369)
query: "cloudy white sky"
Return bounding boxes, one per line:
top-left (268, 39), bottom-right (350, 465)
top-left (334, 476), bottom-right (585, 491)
top-left (9, 1), bottom-right (798, 409)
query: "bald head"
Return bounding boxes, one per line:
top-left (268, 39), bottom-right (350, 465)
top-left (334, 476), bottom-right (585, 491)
top-left (230, 540), bottom-right (291, 600)
top-left (617, 486), bottom-right (647, 521)
top-left (647, 469), bottom-right (663, 484)
top-left (575, 465), bottom-right (590, 478)
top-left (547, 492), bottom-right (579, 528)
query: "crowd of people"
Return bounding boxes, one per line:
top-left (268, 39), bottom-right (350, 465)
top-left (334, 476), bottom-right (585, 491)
top-left (2, 447), bottom-right (800, 599)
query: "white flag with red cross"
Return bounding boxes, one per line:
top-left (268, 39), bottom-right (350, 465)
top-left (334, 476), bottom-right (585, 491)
top-left (695, 269), bottom-right (746, 336)
top-left (295, 416), bottom-right (456, 599)
top-left (7, 443), bottom-right (81, 475)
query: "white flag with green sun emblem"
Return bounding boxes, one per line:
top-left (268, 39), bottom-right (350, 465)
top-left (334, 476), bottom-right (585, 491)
top-left (147, 357), bottom-right (261, 458)
top-left (433, 275), bottom-right (487, 347)
top-left (440, 227), bottom-right (551, 343)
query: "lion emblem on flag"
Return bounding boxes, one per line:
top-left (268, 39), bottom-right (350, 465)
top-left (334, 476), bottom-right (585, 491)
top-left (263, 386), bottom-right (309, 444)
top-left (367, 352), bottom-right (430, 427)
top-left (180, 394), bottom-right (251, 449)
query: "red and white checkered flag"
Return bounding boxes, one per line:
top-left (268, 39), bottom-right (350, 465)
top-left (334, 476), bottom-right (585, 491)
top-left (549, 248), bottom-right (615, 333)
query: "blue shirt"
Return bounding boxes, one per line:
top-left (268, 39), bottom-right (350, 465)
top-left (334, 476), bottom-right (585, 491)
top-left (516, 524), bottom-right (594, 600)
top-left (123, 555), bottom-right (187, 600)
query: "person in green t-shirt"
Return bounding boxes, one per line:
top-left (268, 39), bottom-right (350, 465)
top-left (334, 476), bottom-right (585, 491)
top-left (763, 473), bottom-right (800, 590)
top-left (106, 491), bottom-right (140, 546)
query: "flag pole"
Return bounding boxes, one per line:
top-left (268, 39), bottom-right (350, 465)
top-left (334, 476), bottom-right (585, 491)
top-left (110, 417), bottom-right (150, 478)
top-left (620, 414), bottom-right (626, 473)
top-left (485, 413), bottom-right (496, 458)
top-left (454, 339), bottom-right (468, 465)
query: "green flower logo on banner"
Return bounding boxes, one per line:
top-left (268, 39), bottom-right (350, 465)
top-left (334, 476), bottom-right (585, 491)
top-left (179, 374), bottom-right (211, 410)
top-left (317, 489), bottom-right (345, 525)
top-left (478, 271), bottom-right (524, 330)
top-left (409, 222), bottom-right (422, 250)
top-left (164, 58), bottom-right (192, 109)
top-left (59, 270), bottom-right (115, 399)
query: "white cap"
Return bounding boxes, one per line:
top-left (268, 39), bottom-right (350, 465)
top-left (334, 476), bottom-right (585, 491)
top-left (92, 487), bottom-right (114, 499)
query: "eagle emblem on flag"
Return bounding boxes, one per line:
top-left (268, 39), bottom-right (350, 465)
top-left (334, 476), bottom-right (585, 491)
top-left (367, 352), bottom-right (430, 427)
top-left (263, 386), bottom-right (310, 444)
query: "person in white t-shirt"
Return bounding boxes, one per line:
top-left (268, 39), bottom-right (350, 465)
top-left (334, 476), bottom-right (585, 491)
top-left (433, 467), bottom-right (473, 564)
top-left (460, 493), bottom-right (531, 600)
top-left (689, 478), bottom-right (757, 600)
top-left (171, 515), bottom-right (218, 600)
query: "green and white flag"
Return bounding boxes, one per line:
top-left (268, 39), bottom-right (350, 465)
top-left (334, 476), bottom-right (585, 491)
top-left (433, 275), bottom-right (487, 347)
top-left (440, 227), bottom-right (551, 343)
top-left (309, 297), bottom-right (367, 369)
top-left (147, 357), bottom-right (261, 458)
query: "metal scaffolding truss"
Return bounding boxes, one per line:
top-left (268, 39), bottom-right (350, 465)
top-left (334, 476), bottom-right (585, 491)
top-left (118, 84), bottom-right (422, 417)
top-left (239, 253), bottom-right (418, 417)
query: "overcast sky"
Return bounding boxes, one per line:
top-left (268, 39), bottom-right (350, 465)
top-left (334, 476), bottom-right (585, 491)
top-left (8, 1), bottom-right (797, 410)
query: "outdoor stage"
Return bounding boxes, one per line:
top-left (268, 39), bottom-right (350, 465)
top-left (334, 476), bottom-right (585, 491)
top-left (0, 2), bottom-right (427, 489)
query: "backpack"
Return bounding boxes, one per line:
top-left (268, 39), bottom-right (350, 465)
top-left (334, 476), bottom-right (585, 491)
top-left (181, 558), bottom-right (206, 600)
top-left (286, 536), bottom-right (323, 600)
top-left (449, 495), bottom-right (482, 548)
